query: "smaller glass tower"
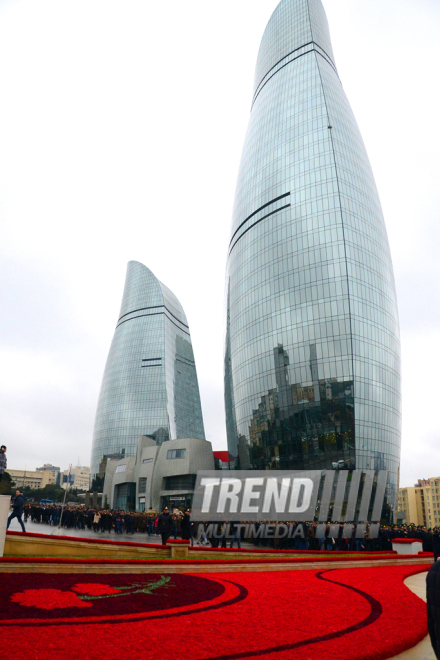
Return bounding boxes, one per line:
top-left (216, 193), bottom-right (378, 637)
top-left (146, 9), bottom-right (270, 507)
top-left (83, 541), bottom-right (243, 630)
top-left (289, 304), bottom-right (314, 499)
top-left (91, 261), bottom-right (205, 477)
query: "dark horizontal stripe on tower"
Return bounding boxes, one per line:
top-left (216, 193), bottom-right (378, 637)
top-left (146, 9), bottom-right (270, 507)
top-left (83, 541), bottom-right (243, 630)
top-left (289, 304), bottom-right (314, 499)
top-left (142, 358), bottom-right (162, 362)
top-left (229, 192), bottom-right (290, 246)
top-left (229, 203), bottom-right (291, 255)
top-left (116, 310), bottom-right (190, 336)
top-left (118, 305), bottom-right (163, 322)
top-left (252, 43), bottom-right (338, 107)
top-left (118, 304), bottom-right (188, 328)
top-left (117, 312), bottom-right (162, 328)
top-left (255, 40), bottom-right (336, 96)
top-left (141, 363), bottom-right (162, 368)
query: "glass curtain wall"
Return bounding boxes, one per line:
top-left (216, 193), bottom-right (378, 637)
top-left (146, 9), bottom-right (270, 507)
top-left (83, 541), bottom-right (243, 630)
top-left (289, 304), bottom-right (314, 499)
top-left (225, 0), bottom-right (401, 519)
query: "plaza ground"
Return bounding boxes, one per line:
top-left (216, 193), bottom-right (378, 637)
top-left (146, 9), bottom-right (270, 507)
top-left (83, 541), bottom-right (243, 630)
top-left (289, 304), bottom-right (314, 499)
top-left (1, 526), bottom-right (435, 660)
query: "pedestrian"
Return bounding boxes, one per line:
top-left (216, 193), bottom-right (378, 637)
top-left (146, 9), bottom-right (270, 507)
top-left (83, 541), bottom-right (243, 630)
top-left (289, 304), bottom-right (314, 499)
top-left (158, 506), bottom-right (173, 545)
top-left (181, 509), bottom-right (191, 540)
top-left (229, 521), bottom-right (241, 549)
top-left (427, 559), bottom-right (440, 658)
top-left (196, 521), bottom-right (209, 546)
top-left (93, 510), bottom-right (101, 533)
top-left (7, 489), bottom-right (26, 532)
top-left (0, 445), bottom-right (6, 482)
top-left (114, 512), bottom-right (123, 534)
top-left (172, 514), bottom-right (178, 539)
top-left (433, 528), bottom-right (440, 562)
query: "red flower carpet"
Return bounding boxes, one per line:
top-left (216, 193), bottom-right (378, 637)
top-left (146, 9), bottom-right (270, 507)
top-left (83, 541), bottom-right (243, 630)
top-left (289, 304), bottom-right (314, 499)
top-left (0, 565), bottom-right (428, 660)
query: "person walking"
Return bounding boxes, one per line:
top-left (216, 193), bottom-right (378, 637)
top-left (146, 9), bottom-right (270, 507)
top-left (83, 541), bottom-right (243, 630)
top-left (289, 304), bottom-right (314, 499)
top-left (229, 521), bottom-right (241, 549)
top-left (93, 510), bottom-right (101, 533)
top-left (181, 509), bottom-right (191, 541)
top-left (158, 507), bottom-right (173, 545)
top-left (7, 489), bottom-right (26, 532)
top-left (433, 528), bottom-right (440, 562)
top-left (196, 521), bottom-right (209, 546)
top-left (0, 445), bottom-right (6, 482)
top-left (427, 558), bottom-right (440, 658)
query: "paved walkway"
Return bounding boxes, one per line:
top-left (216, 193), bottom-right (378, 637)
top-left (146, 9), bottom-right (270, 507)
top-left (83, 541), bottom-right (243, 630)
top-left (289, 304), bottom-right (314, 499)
top-left (6, 519), bottom-right (255, 548)
top-left (13, 519), bottom-right (168, 544)
top-left (389, 571), bottom-right (434, 660)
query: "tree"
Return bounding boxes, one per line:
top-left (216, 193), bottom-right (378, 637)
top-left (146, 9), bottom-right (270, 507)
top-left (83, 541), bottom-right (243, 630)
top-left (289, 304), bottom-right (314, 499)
top-left (91, 474), bottom-right (104, 492)
top-left (20, 483), bottom-right (72, 503)
top-left (0, 471), bottom-right (15, 496)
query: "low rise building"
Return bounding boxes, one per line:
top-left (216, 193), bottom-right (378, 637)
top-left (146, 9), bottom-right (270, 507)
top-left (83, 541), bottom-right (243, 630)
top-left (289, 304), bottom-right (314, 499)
top-left (60, 466), bottom-right (91, 492)
top-left (103, 436), bottom-right (215, 512)
top-left (398, 477), bottom-right (440, 527)
top-left (213, 451), bottom-right (236, 470)
top-left (36, 464), bottom-right (60, 484)
top-left (7, 469), bottom-right (54, 490)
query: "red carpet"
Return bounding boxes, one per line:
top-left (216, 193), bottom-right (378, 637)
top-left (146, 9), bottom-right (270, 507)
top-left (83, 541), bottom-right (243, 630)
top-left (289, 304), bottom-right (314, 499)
top-left (0, 565), bottom-right (428, 659)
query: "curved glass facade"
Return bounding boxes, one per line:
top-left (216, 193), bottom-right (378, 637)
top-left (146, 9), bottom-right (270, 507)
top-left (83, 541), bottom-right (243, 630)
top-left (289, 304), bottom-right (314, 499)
top-left (91, 261), bottom-right (205, 477)
top-left (225, 0), bottom-right (401, 518)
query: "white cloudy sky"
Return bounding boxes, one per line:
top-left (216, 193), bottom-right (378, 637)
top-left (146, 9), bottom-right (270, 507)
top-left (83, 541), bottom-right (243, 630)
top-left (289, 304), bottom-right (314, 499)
top-left (0, 0), bottom-right (438, 487)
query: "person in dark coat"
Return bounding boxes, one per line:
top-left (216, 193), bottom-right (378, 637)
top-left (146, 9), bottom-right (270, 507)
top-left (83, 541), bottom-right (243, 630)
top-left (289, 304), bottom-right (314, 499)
top-left (181, 509), bottom-right (191, 540)
top-left (0, 445), bottom-right (7, 481)
top-left (229, 520), bottom-right (241, 549)
top-left (7, 489), bottom-right (26, 532)
top-left (427, 559), bottom-right (440, 658)
top-left (158, 507), bottom-right (173, 545)
top-left (432, 529), bottom-right (440, 562)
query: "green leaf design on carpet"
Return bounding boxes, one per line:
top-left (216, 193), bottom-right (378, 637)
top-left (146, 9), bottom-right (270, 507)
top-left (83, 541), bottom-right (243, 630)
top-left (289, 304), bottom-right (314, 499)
top-left (79, 576), bottom-right (172, 600)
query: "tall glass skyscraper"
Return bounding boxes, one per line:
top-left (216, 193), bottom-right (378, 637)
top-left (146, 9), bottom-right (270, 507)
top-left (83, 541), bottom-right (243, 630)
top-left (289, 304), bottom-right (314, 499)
top-left (91, 261), bottom-right (205, 477)
top-left (225, 0), bottom-right (401, 518)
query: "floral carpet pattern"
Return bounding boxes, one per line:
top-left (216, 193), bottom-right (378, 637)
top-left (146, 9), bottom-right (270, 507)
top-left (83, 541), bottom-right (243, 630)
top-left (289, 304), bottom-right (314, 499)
top-left (0, 565), bottom-right (428, 660)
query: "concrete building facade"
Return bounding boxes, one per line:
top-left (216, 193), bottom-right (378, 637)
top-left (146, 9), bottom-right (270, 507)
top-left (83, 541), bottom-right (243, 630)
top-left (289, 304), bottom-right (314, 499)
top-left (60, 466), bottom-right (91, 492)
top-left (7, 469), bottom-right (55, 490)
top-left (36, 464), bottom-right (60, 484)
top-left (103, 436), bottom-right (214, 512)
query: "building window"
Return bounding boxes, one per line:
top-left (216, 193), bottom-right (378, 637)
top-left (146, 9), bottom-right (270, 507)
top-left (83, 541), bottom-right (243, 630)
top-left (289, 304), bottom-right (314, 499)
top-left (142, 458), bottom-right (153, 464)
top-left (163, 474), bottom-right (196, 490)
top-left (166, 449), bottom-right (186, 460)
top-left (115, 465), bottom-right (127, 474)
top-left (138, 477), bottom-right (147, 494)
top-left (114, 483), bottom-right (135, 511)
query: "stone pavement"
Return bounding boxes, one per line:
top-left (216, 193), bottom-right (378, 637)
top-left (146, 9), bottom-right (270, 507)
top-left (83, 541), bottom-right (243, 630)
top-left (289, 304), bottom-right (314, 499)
top-left (390, 571), bottom-right (434, 660)
top-left (12, 519), bottom-right (167, 544)
top-left (8, 518), bottom-right (256, 547)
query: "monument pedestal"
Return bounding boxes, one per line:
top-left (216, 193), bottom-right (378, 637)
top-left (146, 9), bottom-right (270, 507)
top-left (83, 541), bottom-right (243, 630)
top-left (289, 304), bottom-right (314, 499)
top-left (0, 495), bottom-right (11, 557)
top-left (166, 539), bottom-right (189, 558)
top-left (392, 538), bottom-right (423, 555)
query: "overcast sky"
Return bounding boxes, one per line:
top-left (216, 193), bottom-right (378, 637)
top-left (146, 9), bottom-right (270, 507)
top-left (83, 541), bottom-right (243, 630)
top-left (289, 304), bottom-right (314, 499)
top-left (0, 0), bottom-right (438, 488)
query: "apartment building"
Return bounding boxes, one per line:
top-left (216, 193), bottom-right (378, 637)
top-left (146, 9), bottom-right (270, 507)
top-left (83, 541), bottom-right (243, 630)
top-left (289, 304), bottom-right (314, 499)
top-left (7, 469), bottom-right (54, 490)
top-left (398, 477), bottom-right (440, 527)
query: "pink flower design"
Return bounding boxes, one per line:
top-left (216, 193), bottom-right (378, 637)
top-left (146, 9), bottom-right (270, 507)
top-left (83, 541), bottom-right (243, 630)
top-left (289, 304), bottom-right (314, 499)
top-left (72, 583), bottom-right (122, 596)
top-left (11, 589), bottom-right (92, 610)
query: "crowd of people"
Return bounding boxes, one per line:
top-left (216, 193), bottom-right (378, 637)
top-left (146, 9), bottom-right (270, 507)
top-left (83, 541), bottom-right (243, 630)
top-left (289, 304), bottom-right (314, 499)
top-left (8, 500), bottom-right (440, 555)
top-left (21, 503), bottom-right (185, 541)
